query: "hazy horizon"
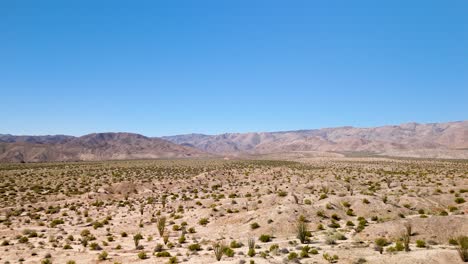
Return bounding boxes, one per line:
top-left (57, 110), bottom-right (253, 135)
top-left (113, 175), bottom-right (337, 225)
top-left (0, 119), bottom-right (466, 138)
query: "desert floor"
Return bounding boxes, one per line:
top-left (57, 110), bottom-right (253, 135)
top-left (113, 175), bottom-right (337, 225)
top-left (0, 157), bottom-right (466, 264)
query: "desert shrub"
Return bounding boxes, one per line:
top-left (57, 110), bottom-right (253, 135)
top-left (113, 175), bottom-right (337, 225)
top-left (269, 243), bottom-right (279, 253)
top-left (328, 220), bottom-right (340, 228)
top-left (319, 194), bottom-right (328, 200)
top-left (277, 190), bottom-right (287, 197)
top-left (230, 240), bottom-right (242, 248)
top-left (259, 234), bottom-right (271, 242)
top-left (133, 233), bottom-right (143, 249)
top-left (138, 251), bottom-right (148, 259)
top-left (18, 236), bottom-right (28, 243)
top-left (41, 259), bottom-right (52, 264)
top-left (316, 210), bottom-right (326, 218)
top-left (248, 238), bottom-right (255, 250)
top-left (374, 239), bottom-right (388, 254)
top-left (98, 251), bottom-right (108, 260)
top-left (223, 247), bottom-right (235, 257)
top-left (323, 253), bottom-right (339, 263)
top-left (250, 222), bottom-right (260, 230)
top-left (300, 245), bottom-right (311, 258)
top-left (92, 221), bottom-right (103, 229)
top-left (157, 216), bottom-right (166, 236)
top-left (50, 219), bottom-right (64, 228)
top-left (296, 219), bottom-right (308, 244)
top-left (188, 243), bottom-right (201, 251)
top-left (288, 252), bottom-right (298, 260)
top-left (199, 218), bottom-right (209, 226)
top-left (452, 236), bottom-right (468, 262)
top-left (375, 238), bottom-right (390, 247)
top-left (416, 240), bottom-right (426, 248)
top-left (178, 234), bottom-right (186, 244)
top-left (154, 243), bottom-right (164, 252)
top-left (213, 242), bottom-right (225, 261)
top-left (90, 242), bottom-right (101, 250)
top-left (155, 251), bottom-right (171, 257)
top-left (63, 244), bottom-right (72, 249)
top-left (455, 197), bottom-right (466, 204)
top-left (395, 241), bottom-right (405, 251)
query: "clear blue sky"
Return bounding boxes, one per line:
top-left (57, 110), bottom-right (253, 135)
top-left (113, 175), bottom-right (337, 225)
top-left (1, 1), bottom-right (467, 136)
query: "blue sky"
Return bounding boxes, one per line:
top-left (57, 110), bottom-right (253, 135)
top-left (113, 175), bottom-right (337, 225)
top-left (1, 1), bottom-right (467, 136)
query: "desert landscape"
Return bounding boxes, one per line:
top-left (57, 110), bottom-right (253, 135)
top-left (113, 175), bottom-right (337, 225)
top-left (2, 1), bottom-right (466, 263)
top-left (0, 141), bottom-right (466, 263)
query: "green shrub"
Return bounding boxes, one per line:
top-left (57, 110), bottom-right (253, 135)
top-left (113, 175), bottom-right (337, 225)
top-left (223, 247), bottom-right (235, 257)
top-left (375, 238), bottom-right (390, 247)
top-left (250, 222), bottom-right (260, 229)
top-left (259, 234), bottom-right (271, 242)
top-left (230, 240), bottom-right (242, 248)
top-left (277, 191), bottom-right (287, 197)
top-left (288, 252), bottom-right (298, 260)
top-left (416, 240), bottom-right (426, 248)
top-left (138, 251), bottom-right (148, 259)
top-left (452, 236), bottom-right (468, 262)
top-left (98, 251), bottom-right (108, 260)
top-left (188, 243), bottom-right (201, 251)
top-left (155, 251), bottom-right (171, 257)
top-left (296, 219), bottom-right (308, 244)
top-left (18, 236), bottom-right (28, 243)
top-left (395, 241), bottom-right (405, 251)
top-left (199, 218), bottom-right (209, 226)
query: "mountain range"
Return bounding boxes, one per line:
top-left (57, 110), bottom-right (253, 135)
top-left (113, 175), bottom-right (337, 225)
top-left (1, 121), bottom-right (467, 162)
top-left (0, 133), bottom-right (206, 163)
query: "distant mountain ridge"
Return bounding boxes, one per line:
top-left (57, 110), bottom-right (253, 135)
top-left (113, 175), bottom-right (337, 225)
top-left (0, 133), bottom-right (208, 163)
top-left (1, 121), bottom-right (467, 162)
top-left (162, 121), bottom-right (468, 159)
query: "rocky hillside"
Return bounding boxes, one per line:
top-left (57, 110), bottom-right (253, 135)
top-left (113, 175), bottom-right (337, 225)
top-left (0, 133), bottom-right (208, 163)
top-left (163, 121), bottom-right (468, 158)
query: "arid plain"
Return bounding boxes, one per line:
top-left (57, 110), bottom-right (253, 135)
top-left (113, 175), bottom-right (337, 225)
top-left (0, 157), bottom-right (466, 264)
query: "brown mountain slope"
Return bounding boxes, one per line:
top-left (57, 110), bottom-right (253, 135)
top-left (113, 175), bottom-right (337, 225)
top-left (0, 133), bottom-right (208, 163)
top-left (163, 121), bottom-right (468, 158)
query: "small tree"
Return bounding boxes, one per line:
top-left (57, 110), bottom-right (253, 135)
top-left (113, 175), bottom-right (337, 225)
top-left (213, 242), bottom-right (225, 261)
top-left (134, 233), bottom-right (143, 249)
top-left (296, 219), bottom-right (308, 244)
top-left (157, 216), bottom-right (166, 237)
top-left (247, 237), bottom-right (256, 257)
top-left (403, 222), bottom-right (412, 252)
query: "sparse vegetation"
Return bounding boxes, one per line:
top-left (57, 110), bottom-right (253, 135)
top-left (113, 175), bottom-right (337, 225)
top-left (0, 158), bottom-right (465, 263)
